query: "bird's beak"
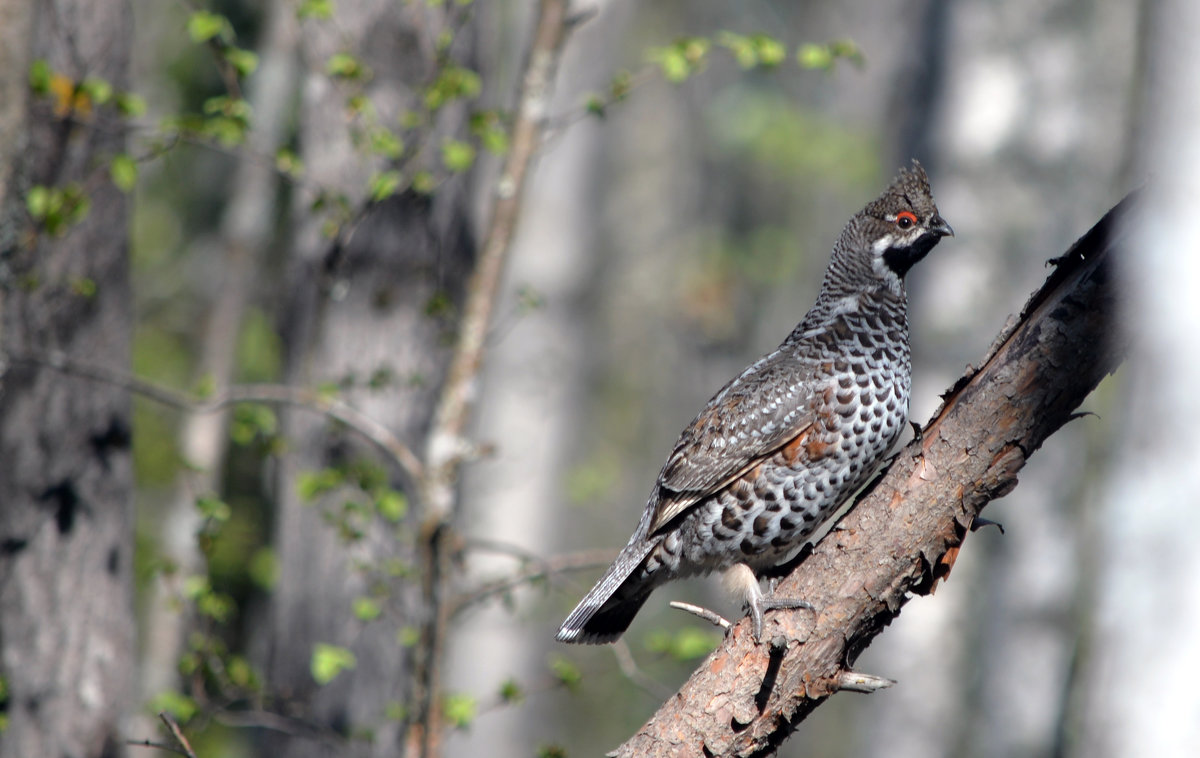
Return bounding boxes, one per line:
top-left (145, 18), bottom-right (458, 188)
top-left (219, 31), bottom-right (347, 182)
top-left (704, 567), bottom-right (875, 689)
top-left (930, 214), bottom-right (954, 238)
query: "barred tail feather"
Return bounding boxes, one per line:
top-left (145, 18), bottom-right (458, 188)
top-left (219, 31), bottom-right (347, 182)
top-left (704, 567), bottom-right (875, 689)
top-left (556, 539), bottom-right (658, 644)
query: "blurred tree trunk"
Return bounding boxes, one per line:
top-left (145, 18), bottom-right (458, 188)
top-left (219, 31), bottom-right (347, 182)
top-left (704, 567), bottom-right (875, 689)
top-left (0, 1), bottom-right (135, 756)
top-left (140, 0), bottom-right (299, 711)
top-left (261, 3), bottom-right (474, 756)
top-left (861, 2), bottom-right (1138, 757)
top-left (1075, 1), bottom-right (1200, 756)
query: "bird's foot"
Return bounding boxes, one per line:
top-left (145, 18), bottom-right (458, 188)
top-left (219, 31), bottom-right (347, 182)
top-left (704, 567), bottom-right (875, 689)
top-left (725, 564), bottom-right (813, 643)
top-left (747, 592), bottom-right (813, 643)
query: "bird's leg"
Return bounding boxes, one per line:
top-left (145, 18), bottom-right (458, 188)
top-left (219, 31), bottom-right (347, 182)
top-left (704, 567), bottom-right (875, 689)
top-left (724, 564), bottom-right (813, 643)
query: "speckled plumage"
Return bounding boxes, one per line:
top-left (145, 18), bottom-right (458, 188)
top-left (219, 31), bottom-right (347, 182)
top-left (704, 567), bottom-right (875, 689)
top-left (558, 161), bottom-right (952, 644)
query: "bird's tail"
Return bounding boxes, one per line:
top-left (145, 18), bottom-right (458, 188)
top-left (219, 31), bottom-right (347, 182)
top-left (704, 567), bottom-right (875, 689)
top-left (556, 538), bottom-right (658, 644)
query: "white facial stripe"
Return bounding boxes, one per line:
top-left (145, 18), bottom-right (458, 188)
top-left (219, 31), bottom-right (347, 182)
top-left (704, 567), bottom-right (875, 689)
top-left (872, 234), bottom-right (895, 254)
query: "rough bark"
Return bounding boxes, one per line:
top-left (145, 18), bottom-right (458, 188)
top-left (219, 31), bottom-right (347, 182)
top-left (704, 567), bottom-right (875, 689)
top-left (615, 195), bottom-right (1132, 757)
top-left (0, 1), bottom-right (135, 757)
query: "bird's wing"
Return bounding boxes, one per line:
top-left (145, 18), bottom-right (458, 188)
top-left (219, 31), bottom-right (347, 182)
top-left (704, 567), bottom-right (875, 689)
top-left (647, 351), bottom-right (826, 534)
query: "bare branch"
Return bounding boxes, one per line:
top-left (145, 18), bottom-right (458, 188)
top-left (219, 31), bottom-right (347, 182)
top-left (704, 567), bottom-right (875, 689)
top-left (611, 639), bottom-right (675, 701)
top-left (669, 601), bottom-right (732, 632)
top-left (450, 548), bottom-right (617, 614)
top-left (127, 739), bottom-right (192, 758)
top-left (0, 347), bottom-right (425, 486)
top-left (158, 712), bottom-right (198, 758)
top-left (212, 708), bottom-right (346, 747)
top-left (613, 194), bottom-right (1135, 757)
top-left (835, 671), bottom-right (895, 694)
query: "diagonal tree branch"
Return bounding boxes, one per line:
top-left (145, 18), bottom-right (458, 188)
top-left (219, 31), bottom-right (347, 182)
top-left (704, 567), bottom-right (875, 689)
top-left (615, 193), bottom-right (1136, 758)
top-left (423, 0), bottom-right (570, 521)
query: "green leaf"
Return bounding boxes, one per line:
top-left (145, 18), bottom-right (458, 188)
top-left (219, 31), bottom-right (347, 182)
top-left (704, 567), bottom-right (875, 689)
top-left (311, 643), bottom-right (357, 685)
top-left (498, 678), bottom-right (523, 704)
top-left (644, 626), bottom-right (721, 660)
top-left (411, 170), bottom-right (435, 194)
top-left (297, 0), bottom-right (334, 20)
top-left (70, 278), bottom-right (97, 298)
top-left (753, 34), bottom-right (787, 67)
top-left (368, 127), bottom-right (405, 159)
top-left (470, 111), bottom-right (509, 155)
top-left (797, 39), bottom-right (863, 71)
top-left (28, 59), bottom-right (52, 93)
top-left (110, 153), bottom-right (138, 192)
top-left (326, 52), bottom-right (366, 80)
top-left (226, 655), bottom-right (258, 690)
top-left (248, 547), bottom-right (279, 590)
top-left (609, 70), bottom-right (632, 101)
top-left (187, 10), bottom-right (232, 44)
top-left (648, 37), bottom-right (710, 82)
top-left (231, 404), bottom-right (277, 445)
top-left (199, 97), bottom-right (252, 146)
top-left (25, 186), bottom-right (50, 219)
top-left (353, 597), bottom-right (382, 621)
top-left (375, 489), bottom-right (407, 522)
top-left (440, 139), bottom-right (475, 173)
top-left (716, 31), bottom-right (756, 68)
top-left (368, 170), bottom-right (403, 202)
top-left (424, 66), bottom-right (481, 110)
top-left (149, 691), bottom-right (198, 722)
top-left (297, 467), bottom-right (344, 501)
top-left (797, 43), bottom-right (833, 70)
top-left (536, 746), bottom-right (568, 758)
top-left (80, 76), bottom-right (112, 105)
top-left (397, 625), bottom-right (420, 647)
top-left (26, 184), bottom-right (90, 235)
top-left (441, 692), bottom-right (477, 729)
top-left (548, 655), bottom-right (582, 691)
top-left (385, 701), bottom-right (407, 721)
top-left (115, 92), bottom-right (147, 117)
top-left (196, 495), bottom-right (232, 522)
top-left (225, 47), bottom-right (259, 77)
top-left (275, 148), bottom-right (305, 178)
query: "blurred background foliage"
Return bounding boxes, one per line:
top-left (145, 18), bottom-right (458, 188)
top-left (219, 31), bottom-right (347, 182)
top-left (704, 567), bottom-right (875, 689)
top-left (50, 0), bottom-right (1153, 755)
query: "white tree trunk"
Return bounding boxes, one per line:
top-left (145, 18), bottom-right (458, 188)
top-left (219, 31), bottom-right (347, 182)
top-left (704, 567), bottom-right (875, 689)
top-left (444, 4), bottom-right (628, 756)
top-left (1075, 1), bottom-right (1200, 755)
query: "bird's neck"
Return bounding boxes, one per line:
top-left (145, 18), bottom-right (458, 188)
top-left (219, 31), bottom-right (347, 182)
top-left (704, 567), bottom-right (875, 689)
top-left (784, 281), bottom-right (909, 349)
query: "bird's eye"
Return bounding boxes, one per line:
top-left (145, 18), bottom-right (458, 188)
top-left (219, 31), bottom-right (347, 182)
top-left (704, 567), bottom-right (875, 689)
top-left (895, 211), bottom-right (918, 229)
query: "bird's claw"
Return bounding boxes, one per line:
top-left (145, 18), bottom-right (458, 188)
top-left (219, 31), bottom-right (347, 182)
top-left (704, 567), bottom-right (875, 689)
top-left (748, 594), bottom-right (814, 643)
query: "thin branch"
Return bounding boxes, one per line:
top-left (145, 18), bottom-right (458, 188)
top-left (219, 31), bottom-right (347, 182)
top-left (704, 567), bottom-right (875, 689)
top-left (212, 708), bottom-right (347, 747)
top-left (127, 739), bottom-right (191, 758)
top-left (0, 347), bottom-right (425, 485)
top-left (611, 638), bottom-right (675, 701)
top-left (450, 548), bottom-right (616, 614)
top-left (159, 712), bottom-right (199, 758)
top-left (669, 601), bottom-right (732, 632)
top-left (614, 195), bottom-right (1136, 757)
top-left (406, 5), bottom-right (571, 757)
top-left (422, 0), bottom-right (570, 520)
